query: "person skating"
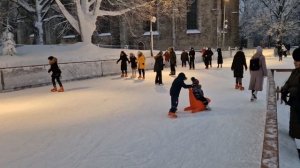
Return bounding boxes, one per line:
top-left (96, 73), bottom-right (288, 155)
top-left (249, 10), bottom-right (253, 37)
top-left (281, 47), bottom-right (300, 160)
top-left (217, 48), bottom-right (223, 68)
top-left (168, 72), bottom-right (192, 118)
top-left (129, 53), bottom-right (137, 78)
top-left (154, 51), bottom-right (164, 85)
top-left (231, 47), bottom-right (247, 90)
top-left (137, 51), bottom-right (146, 79)
top-left (191, 77), bottom-right (211, 110)
top-left (169, 47), bottom-right (177, 76)
top-left (116, 51), bottom-right (130, 77)
top-left (248, 46), bottom-right (267, 101)
top-left (189, 47), bottom-right (195, 69)
top-left (181, 50), bottom-right (189, 67)
top-left (48, 56), bottom-right (64, 92)
top-left (203, 48), bottom-right (213, 69)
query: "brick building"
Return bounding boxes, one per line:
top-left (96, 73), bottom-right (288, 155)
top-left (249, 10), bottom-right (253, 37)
top-left (94, 0), bottom-right (239, 51)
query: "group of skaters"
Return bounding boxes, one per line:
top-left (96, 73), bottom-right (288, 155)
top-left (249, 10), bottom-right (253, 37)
top-left (179, 47), bottom-right (224, 70)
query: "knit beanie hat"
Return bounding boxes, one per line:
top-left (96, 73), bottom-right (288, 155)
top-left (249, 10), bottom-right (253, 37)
top-left (292, 47), bottom-right (300, 61)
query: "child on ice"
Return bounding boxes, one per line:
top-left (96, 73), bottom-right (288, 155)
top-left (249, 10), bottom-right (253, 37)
top-left (129, 53), bottom-right (137, 78)
top-left (48, 56), bottom-right (64, 92)
top-left (168, 72), bottom-right (192, 118)
top-left (191, 77), bottom-right (211, 110)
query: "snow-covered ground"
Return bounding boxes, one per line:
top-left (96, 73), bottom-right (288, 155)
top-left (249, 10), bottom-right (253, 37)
top-left (0, 46), bottom-right (299, 168)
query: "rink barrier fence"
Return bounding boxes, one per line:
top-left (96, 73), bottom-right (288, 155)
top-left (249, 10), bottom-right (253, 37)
top-left (0, 48), bottom-right (277, 92)
top-left (0, 54), bottom-right (207, 92)
top-left (261, 69), bottom-right (292, 168)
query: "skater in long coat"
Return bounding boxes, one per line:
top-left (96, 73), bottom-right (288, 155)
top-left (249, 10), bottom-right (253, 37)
top-left (217, 48), bottom-right (223, 68)
top-left (231, 47), bottom-right (247, 90)
top-left (116, 51), bottom-right (130, 77)
top-left (154, 51), bottom-right (164, 85)
top-left (248, 46), bottom-right (267, 101)
top-left (169, 47), bottom-right (177, 75)
top-left (281, 47), bottom-right (300, 159)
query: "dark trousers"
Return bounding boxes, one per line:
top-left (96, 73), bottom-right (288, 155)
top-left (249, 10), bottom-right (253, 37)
top-left (182, 61), bottom-right (187, 67)
top-left (235, 77), bottom-right (242, 85)
top-left (169, 96), bottom-right (178, 113)
top-left (155, 71), bottom-right (162, 84)
top-left (189, 59), bottom-right (195, 69)
top-left (52, 76), bottom-right (62, 87)
top-left (138, 69), bottom-right (145, 77)
top-left (170, 63), bottom-right (176, 75)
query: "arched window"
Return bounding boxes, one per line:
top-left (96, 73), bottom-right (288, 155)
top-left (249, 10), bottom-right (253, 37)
top-left (187, 0), bottom-right (198, 30)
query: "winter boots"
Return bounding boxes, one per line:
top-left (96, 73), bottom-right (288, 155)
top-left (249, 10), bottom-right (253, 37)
top-left (168, 112), bottom-right (177, 119)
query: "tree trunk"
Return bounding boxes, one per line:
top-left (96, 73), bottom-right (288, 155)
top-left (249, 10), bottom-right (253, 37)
top-left (35, 0), bottom-right (44, 44)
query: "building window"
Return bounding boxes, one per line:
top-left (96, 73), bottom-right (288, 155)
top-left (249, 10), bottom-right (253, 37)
top-left (187, 0), bottom-right (198, 30)
top-left (98, 17), bottom-right (110, 34)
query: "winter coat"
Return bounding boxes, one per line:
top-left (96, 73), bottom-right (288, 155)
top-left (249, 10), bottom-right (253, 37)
top-left (130, 56), bottom-right (137, 69)
top-left (117, 54), bottom-right (130, 70)
top-left (281, 68), bottom-right (300, 138)
top-left (154, 54), bottom-right (164, 72)
top-left (170, 73), bottom-right (191, 97)
top-left (192, 84), bottom-right (208, 105)
top-left (48, 57), bottom-right (61, 77)
top-left (203, 50), bottom-right (213, 65)
top-left (170, 51), bottom-right (177, 65)
top-left (181, 51), bottom-right (189, 62)
top-left (248, 53), bottom-right (267, 91)
top-left (231, 51), bottom-right (247, 78)
top-left (189, 50), bottom-right (195, 61)
top-left (137, 54), bottom-right (146, 69)
top-left (217, 49), bottom-right (223, 64)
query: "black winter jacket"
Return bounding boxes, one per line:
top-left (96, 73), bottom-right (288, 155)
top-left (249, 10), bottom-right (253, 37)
top-left (170, 73), bottom-right (191, 97)
top-left (48, 57), bottom-right (61, 77)
top-left (231, 51), bottom-right (247, 78)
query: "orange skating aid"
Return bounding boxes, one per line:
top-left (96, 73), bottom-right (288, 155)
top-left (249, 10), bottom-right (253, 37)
top-left (184, 88), bottom-right (211, 113)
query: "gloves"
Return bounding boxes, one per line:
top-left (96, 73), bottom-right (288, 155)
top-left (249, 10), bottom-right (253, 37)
top-left (48, 69), bottom-right (51, 73)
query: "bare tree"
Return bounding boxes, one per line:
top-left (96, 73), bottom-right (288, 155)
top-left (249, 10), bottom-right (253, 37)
top-left (240, 0), bottom-right (300, 45)
top-left (9, 0), bottom-right (61, 44)
top-left (55, 0), bottom-right (194, 44)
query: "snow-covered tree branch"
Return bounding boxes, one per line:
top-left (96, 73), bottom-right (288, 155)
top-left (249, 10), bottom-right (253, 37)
top-left (55, 0), bottom-right (194, 44)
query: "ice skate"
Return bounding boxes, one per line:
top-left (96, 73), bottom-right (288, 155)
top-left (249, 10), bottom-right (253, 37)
top-left (168, 112), bottom-right (177, 119)
top-left (235, 84), bottom-right (239, 89)
top-left (58, 86), bottom-right (64, 92)
top-left (51, 87), bottom-right (57, 92)
top-left (239, 85), bottom-right (244, 91)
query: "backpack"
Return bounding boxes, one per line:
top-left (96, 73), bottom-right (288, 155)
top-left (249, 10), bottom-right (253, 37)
top-left (250, 58), bottom-right (260, 71)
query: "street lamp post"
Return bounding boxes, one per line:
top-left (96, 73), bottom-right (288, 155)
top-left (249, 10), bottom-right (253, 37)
top-left (150, 16), bottom-right (156, 56)
top-left (222, 0), bottom-right (229, 49)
